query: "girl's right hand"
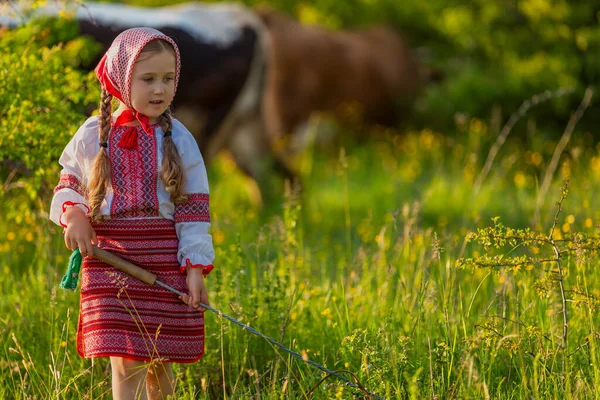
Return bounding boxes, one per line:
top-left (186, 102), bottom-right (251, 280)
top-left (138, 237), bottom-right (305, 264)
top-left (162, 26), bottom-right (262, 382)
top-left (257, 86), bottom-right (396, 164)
top-left (63, 207), bottom-right (98, 257)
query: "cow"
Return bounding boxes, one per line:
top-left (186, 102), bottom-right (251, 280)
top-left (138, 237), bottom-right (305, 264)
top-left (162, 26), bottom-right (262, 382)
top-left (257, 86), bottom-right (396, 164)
top-left (1, 1), bottom-right (295, 204)
top-left (255, 7), bottom-right (422, 150)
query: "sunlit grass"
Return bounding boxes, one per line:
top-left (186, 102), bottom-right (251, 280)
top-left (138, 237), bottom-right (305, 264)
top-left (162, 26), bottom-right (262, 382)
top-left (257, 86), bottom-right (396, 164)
top-left (3, 118), bottom-right (600, 398)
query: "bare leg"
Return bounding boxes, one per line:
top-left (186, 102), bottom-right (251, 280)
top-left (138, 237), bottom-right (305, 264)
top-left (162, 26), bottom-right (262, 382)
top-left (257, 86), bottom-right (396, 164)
top-left (146, 362), bottom-right (175, 400)
top-left (110, 357), bottom-right (148, 400)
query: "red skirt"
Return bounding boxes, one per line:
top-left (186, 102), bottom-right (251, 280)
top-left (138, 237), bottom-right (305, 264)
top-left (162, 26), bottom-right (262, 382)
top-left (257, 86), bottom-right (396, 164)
top-left (77, 218), bottom-right (204, 363)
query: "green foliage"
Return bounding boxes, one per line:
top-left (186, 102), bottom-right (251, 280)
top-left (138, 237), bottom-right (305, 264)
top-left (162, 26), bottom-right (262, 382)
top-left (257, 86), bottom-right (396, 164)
top-left (456, 181), bottom-right (600, 396)
top-left (0, 15), bottom-right (100, 249)
top-left (4, 1), bottom-right (600, 398)
top-left (4, 116), bottom-right (600, 397)
top-left (8, 0), bottom-right (599, 141)
top-left (0, 17), bottom-right (98, 186)
top-left (114, 0), bottom-right (600, 133)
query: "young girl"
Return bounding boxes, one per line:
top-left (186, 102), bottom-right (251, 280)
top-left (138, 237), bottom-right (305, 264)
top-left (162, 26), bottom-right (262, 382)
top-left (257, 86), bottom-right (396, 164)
top-left (49, 27), bottom-right (214, 399)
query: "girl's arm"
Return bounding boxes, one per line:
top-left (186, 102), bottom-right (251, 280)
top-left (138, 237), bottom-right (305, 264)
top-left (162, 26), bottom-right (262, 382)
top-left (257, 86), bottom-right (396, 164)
top-left (50, 137), bottom-right (90, 227)
top-left (172, 124), bottom-right (215, 309)
top-left (50, 123), bottom-right (97, 256)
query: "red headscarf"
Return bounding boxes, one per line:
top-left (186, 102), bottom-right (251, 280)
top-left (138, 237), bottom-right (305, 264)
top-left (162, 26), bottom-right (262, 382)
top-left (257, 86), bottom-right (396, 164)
top-left (94, 27), bottom-right (181, 149)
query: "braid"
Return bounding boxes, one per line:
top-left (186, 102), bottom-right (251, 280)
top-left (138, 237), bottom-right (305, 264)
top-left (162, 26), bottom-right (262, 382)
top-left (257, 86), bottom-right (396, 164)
top-left (159, 109), bottom-right (187, 204)
top-left (87, 89), bottom-right (113, 221)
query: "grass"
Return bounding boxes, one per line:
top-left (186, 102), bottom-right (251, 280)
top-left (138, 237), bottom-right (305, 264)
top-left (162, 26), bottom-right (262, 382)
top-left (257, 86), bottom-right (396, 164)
top-left (2, 116), bottom-right (600, 399)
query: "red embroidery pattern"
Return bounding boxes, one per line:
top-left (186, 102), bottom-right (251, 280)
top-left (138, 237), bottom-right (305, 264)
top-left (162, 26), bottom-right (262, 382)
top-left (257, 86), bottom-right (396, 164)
top-left (109, 126), bottom-right (159, 218)
top-left (174, 193), bottom-right (210, 223)
top-left (93, 217), bottom-right (174, 231)
top-left (78, 218), bottom-right (205, 363)
top-left (54, 174), bottom-right (86, 197)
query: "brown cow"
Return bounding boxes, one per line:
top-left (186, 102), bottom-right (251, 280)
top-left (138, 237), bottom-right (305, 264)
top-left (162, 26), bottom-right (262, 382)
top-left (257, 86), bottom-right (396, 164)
top-left (255, 7), bottom-right (421, 148)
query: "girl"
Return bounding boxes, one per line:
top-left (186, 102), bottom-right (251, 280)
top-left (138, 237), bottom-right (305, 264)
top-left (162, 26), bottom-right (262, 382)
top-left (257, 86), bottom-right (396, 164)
top-left (50, 27), bottom-right (214, 399)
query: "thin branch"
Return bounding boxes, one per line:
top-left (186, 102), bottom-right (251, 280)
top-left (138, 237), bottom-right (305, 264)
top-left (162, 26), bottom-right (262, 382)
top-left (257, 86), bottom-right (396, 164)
top-left (567, 338), bottom-right (590, 358)
top-left (459, 258), bottom-right (558, 269)
top-left (489, 315), bottom-right (553, 343)
top-left (473, 87), bottom-right (574, 196)
top-left (534, 88), bottom-right (594, 224)
top-left (548, 180), bottom-right (569, 377)
top-left (474, 323), bottom-right (503, 338)
top-left (305, 369), bottom-right (378, 399)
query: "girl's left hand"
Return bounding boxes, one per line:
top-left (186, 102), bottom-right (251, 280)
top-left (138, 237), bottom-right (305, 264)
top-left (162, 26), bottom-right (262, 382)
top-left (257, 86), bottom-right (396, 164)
top-left (181, 268), bottom-right (209, 312)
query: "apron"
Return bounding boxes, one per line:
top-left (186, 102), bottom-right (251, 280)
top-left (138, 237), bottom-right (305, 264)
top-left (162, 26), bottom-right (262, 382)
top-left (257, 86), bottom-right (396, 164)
top-left (77, 218), bottom-right (204, 363)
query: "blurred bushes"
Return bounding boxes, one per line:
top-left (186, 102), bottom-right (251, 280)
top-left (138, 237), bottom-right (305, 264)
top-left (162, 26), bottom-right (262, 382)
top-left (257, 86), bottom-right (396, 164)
top-left (239, 0), bottom-right (599, 135)
top-left (4, 0), bottom-right (598, 148)
top-left (0, 16), bottom-right (100, 228)
top-left (101, 0), bottom-right (599, 135)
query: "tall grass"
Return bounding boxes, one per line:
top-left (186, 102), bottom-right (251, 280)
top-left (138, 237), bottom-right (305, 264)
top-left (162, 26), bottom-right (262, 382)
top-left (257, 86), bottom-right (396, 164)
top-left (2, 116), bottom-right (600, 399)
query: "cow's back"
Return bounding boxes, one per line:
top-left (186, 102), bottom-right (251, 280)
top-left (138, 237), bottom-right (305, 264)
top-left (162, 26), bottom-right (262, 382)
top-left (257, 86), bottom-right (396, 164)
top-left (257, 7), bottom-right (421, 137)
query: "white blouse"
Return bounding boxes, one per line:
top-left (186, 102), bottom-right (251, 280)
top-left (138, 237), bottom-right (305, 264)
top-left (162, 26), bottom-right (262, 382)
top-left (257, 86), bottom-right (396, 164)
top-left (49, 116), bottom-right (215, 268)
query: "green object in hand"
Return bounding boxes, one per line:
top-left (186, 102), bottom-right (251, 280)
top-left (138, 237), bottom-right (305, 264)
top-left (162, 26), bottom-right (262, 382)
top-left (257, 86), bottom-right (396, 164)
top-left (59, 248), bottom-right (82, 291)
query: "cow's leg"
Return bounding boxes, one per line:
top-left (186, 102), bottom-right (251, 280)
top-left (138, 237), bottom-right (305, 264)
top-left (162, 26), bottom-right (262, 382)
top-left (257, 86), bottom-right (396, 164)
top-left (203, 102), bottom-right (239, 164)
top-left (261, 79), bottom-right (283, 140)
top-left (227, 116), bottom-right (297, 206)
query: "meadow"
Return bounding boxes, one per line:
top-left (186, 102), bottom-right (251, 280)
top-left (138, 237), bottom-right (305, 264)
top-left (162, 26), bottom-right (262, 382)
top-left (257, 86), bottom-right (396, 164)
top-left (3, 94), bottom-right (600, 399)
top-left (3, 0), bottom-right (600, 398)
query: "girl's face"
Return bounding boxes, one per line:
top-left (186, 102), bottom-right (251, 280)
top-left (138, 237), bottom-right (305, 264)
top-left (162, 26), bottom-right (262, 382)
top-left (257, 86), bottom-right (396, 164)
top-left (130, 50), bottom-right (176, 122)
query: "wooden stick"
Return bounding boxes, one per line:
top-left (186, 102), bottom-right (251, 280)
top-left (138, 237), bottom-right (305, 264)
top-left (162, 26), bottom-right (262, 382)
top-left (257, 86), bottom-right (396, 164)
top-left (91, 245), bottom-right (157, 286)
top-left (90, 247), bottom-right (383, 398)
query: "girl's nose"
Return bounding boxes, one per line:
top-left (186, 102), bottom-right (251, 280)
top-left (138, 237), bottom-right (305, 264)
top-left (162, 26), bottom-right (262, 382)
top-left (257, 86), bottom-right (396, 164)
top-left (154, 84), bottom-right (165, 94)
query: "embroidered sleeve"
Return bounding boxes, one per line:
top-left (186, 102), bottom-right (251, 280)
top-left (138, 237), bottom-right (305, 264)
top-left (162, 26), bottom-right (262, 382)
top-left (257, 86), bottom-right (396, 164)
top-left (173, 122), bottom-right (215, 270)
top-left (174, 193), bottom-right (210, 224)
top-left (50, 129), bottom-right (90, 227)
top-left (54, 173), bottom-right (86, 198)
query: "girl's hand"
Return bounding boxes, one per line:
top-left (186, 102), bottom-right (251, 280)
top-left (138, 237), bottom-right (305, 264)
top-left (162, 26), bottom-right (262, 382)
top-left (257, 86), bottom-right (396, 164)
top-left (63, 207), bottom-right (97, 257)
top-left (181, 268), bottom-right (209, 312)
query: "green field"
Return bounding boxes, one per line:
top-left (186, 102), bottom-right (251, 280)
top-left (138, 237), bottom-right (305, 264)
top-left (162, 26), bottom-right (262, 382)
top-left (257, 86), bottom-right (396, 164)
top-left (3, 1), bottom-right (600, 398)
top-left (3, 112), bottom-right (600, 398)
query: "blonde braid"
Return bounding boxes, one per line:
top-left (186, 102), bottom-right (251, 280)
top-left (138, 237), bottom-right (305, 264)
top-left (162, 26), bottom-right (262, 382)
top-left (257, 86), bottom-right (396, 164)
top-left (159, 109), bottom-right (187, 204)
top-left (87, 89), bottom-right (113, 221)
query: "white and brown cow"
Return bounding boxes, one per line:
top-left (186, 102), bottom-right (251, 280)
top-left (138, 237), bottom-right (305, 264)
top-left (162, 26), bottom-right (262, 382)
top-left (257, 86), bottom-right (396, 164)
top-left (255, 7), bottom-right (422, 147)
top-left (2, 1), bottom-right (295, 202)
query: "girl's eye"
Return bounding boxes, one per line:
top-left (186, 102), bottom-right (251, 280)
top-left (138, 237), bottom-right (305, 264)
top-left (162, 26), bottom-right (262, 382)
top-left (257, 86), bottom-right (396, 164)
top-left (143, 77), bottom-right (153, 83)
top-left (165, 77), bottom-right (174, 82)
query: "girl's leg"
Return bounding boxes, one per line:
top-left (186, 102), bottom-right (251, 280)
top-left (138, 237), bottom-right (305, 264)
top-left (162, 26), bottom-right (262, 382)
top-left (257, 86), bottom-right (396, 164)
top-left (146, 362), bottom-right (175, 400)
top-left (110, 356), bottom-right (148, 400)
